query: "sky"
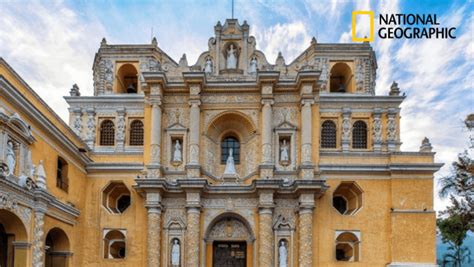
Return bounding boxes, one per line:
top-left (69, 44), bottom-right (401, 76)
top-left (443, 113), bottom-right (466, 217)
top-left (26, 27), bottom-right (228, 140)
top-left (1, 0), bottom-right (472, 211)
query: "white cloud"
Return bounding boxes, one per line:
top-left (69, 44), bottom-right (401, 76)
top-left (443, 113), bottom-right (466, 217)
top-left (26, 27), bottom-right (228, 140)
top-left (251, 21), bottom-right (312, 63)
top-left (0, 1), bottom-right (107, 122)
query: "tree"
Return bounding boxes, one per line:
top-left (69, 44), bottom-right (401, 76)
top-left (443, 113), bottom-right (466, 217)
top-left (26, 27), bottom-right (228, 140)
top-left (439, 150), bottom-right (474, 231)
top-left (437, 114), bottom-right (474, 266)
top-left (437, 215), bottom-right (471, 267)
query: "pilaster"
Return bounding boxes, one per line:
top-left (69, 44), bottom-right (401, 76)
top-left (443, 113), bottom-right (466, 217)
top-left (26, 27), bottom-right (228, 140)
top-left (258, 191), bottom-right (275, 267)
top-left (298, 193), bottom-right (315, 267)
top-left (341, 108), bottom-right (352, 152)
top-left (115, 107), bottom-right (126, 151)
top-left (185, 191), bottom-right (202, 267)
top-left (387, 108), bottom-right (398, 152)
top-left (85, 108), bottom-right (96, 149)
top-left (145, 192), bottom-right (163, 267)
top-left (372, 108), bottom-right (383, 151)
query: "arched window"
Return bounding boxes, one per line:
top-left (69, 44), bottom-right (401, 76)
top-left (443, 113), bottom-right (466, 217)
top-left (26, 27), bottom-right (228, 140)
top-left (321, 120), bottom-right (337, 148)
top-left (129, 120), bottom-right (144, 146)
top-left (221, 136), bottom-right (240, 164)
top-left (103, 230), bottom-right (126, 259)
top-left (56, 157), bottom-right (68, 192)
top-left (352, 121), bottom-right (367, 149)
top-left (100, 120), bottom-right (115, 146)
top-left (335, 232), bottom-right (360, 261)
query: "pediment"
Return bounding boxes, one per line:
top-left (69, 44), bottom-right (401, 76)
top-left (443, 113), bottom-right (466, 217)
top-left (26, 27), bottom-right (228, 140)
top-left (275, 120), bottom-right (297, 131)
top-left (166, 122), bottom-right (187, 132)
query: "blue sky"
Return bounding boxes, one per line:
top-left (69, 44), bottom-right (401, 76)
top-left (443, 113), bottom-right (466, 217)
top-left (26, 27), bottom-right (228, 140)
top-left (1, 0), bottom-right (472, 211)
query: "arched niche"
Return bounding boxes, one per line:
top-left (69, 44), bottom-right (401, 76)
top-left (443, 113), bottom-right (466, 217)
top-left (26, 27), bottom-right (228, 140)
top-left (330, 62), bottom-right (354, 93)
top-left (0, 209), bottom-right (29, 267)
top-left (45, 227), bottom-right (71, 267)
top-left (163, 218), bottom-right (186, 267)
top-left (204, 112), bottom-right (258, 180)
top-left (115, 63), bottom-right (138, 94)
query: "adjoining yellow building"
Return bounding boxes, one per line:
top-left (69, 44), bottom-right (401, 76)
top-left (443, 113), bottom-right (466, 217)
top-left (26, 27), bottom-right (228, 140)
top-left (0, 18), bottom-right (442, 267)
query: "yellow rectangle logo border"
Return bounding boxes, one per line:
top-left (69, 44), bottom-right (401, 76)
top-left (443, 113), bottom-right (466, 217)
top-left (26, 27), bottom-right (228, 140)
top-left (352, 10), bottom-right (375, 42)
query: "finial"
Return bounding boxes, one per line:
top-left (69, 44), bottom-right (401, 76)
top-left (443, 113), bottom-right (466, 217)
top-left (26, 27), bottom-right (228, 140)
top-left (100, 38), bottom-right (107, 47)
top-left (420, 137), bottom-right (433, 152)
top-left (311, 37), bottom-right (317, 46)
top-left (389, 81), bottom-right (400, 96)
top-left (179, 53), bottom-right (188, 67)
top-left (36, 160), bottom-right (47, 190)
top-left (152, 37), bottom-right (158, 46)
top-left (276, 51), bottom-right (285, 66)
top-left (69, 83), bottom-right (80, 96)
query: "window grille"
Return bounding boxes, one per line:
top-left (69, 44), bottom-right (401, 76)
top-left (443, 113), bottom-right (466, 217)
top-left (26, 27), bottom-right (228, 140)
top-left (352, 120), bottom-right (367, 149)
top-left (100, 120), bottom-right (115, 146)
top-left (221, 136), bottom-right (240, 164)
top-left (321, 120), bottom-right (337, 148)
top-left (129, 120), bottom-right (144, 146)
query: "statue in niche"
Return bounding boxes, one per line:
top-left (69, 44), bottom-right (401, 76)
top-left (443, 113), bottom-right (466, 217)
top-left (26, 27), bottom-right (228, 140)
top-left (249, 56), bottom-right (257, 74)
top-left (280, 139), bottom-right (289, 163)
top-left (226, 44), bottom-right (237, 69)
top-left (171, 239), bottom-right (180, 266)
top-left (6, 140), bottom-right (16, 176)
top-left (223, 148), bottom-right (236, 175)
top-left (279, 240), bottom-right (288, 267)
top-left (204, 57), bottom-right (213, 73)
top-left (173, 140), bottom-right (182, 162)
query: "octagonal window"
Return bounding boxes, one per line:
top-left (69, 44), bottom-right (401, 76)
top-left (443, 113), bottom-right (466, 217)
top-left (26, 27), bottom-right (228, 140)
top-left (102, 182), bottom-right (131, 214)
top-left (332, 181), bottom-right (363, 215)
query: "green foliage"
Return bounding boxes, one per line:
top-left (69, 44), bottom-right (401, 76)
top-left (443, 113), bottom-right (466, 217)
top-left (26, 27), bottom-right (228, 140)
top-left (438, 147), bottom-right (473, 266)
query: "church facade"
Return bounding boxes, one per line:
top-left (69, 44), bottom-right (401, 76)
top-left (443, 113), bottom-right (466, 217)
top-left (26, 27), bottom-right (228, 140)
top-left (0, 19), bottom-right (442, 267)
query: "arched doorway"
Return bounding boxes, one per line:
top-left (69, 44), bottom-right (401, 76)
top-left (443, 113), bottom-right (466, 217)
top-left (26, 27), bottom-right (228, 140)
top-left (45, 227), bottom-right (71, 267)
top-left (204, 213), bottom-right (255, 267)
top-left (0, 209), bottom-right (29, 267)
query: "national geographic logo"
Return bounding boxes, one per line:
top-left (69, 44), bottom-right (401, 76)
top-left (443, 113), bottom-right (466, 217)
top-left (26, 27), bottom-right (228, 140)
top-left (352, 12), bottom-right (456, 41)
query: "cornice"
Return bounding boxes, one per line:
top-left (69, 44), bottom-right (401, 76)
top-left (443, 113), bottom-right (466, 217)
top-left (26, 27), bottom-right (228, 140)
top-left (0, 77), bottom-right (91, 165)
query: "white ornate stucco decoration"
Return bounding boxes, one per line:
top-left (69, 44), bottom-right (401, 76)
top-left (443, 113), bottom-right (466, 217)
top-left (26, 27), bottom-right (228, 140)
top-left (355, 58), bottom-right (364, 92)
top-left (0, 192), bottom-right (32, 226)
top-left (208, 218), bottom-right (251, 241)
top-left (342, 109), bottom-right (352, 151)
top-left (372, 109), bottom-right (383, 151)
top-left (85, 108), bottom-right (96, 148)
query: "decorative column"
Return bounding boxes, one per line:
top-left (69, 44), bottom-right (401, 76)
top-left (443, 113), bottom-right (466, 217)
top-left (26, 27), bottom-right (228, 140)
top-left (32, 191), bottom-right (49, 267)
top-left (298, 193), bottom-right (315, 267)
top-left (260, 93), bottom-right (274, 179)
top-left (387, 108), bottom-right (398, 152)
top-left (186, 83), bottom-right (202, 178)
top-left (341, 108), bottom-right (352, 152)
top-left (372, 108), bottom-right (382, 151)
top-left (185, 192), bottom-right (201, 267)
top-left (258, 191), bottom-right (274, 267)
top-left (116, 108), bottom-right (126, 151)
top-left (146, 192), bottom-right (162, 267)
top-left (85, 108), bottom-right (96, 149)
top-left (149, 84), bottom-right (163, 177)
top-left (300, 95), bottom-right (315, 179)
